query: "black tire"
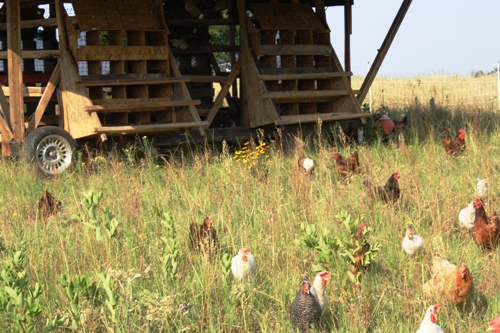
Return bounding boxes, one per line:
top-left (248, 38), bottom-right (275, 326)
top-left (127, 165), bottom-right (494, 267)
top-left (25, 126), bottom-right (77, 177)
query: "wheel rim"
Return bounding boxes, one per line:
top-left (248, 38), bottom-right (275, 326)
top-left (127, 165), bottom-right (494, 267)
top-left (35, 134), bottom-right (73, 175)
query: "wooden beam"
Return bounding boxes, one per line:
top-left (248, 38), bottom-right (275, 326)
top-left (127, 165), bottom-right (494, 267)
top-left (257, 45), bottom-right (332, 56)
top-left (0, 17), bottom-right (57, 31)
top-left (7, 0), bottom-right (24, 141)
top-left (168, 52), bottom-right (205, 136)
top-left (204, 59), bottom-right (241, 127)
top-left (344, 0), bottom-right (352, 78)
top-left (275, 112), bottom-right (367, 126)
top-left (85, 100), bottom-right (201, 113)
top-left (26, 62), bottom-right (61, 135)
top-left (0, 50), bottom-right (60, 59)
top-left (357, 0), bottom-right (413, 104)
top-left (0, 115), bottom-right (14, 141)
top-left (183, 75), bottom-right (228, 83)
top-left (259, 72), bottom-right (351, 81)
top-left (166, 18), bottom-right (238, 27)
top-left (75, 77), bottom-right (190, 87)
top-left (95, 121), bottom-right (210, 135)
top-left (77, 46), bottom-right (170, 61)
top-left (263, 89), bottom-right (360, 100)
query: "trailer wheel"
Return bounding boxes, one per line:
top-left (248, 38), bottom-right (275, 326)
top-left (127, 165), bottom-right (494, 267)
top-left (25, 126), bottom-right (77, 177)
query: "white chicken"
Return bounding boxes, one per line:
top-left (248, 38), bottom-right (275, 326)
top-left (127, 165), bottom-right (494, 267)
top-left (476, 178), bottom-right (489, 200)
top-left (357, 126), bottom-right (364, 145)
top-left (458, 201), bottom-right (475, 230)
top-left (310, 271), bottom-right (330, 311)
top-left (402, 227), bottom-right (423, 255)
top-left (231, 248), bottom-right (257, 281)
top-left (301, 158), bottom-right (315, 173)
top-left (416, 303), bottom-right (443, 333)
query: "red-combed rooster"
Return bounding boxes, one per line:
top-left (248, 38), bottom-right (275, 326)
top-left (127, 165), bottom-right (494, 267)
top-left (443, 128), bottom-right (466, 155)
top-left (488, 316), bottom-right (500, 332)
top-left (289, 275), bottom-right (322, 333)
top-left (333, 152), bottom-right (361, 177)
top-left (363, 171), bottom-right (401, 204)
top-left (472, 197), bottom-right (500, 251)
top-left (189, 215), bottom-right (218, 256)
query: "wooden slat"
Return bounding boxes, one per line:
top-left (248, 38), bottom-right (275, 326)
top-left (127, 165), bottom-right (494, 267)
top-left (258, 45), bottom-right (332, 56)
top-left (7, 0), bottom-right (23, 141)
top-left (91, 97), bottom-right (170, 105)
top-left (275, 112), bottom-right (367, 126)
top-left (260, 67), bottom-right (348, 75)
top-left (76, 77), bottom-right (189, 87)
top-left (170, 45), bottom-right (239, 56)
top-left (0, 50), bottom-right (60, 60)
top-left (0, 17), bottom-right (57, 31)
top-left (77, 46), bottom-right (170, 61)
top-left (166, 18), bottom-right (238, 27)
top-left (85, 100), bottom-right (201, 113)
top-left (183, 75), bottom-right (228, 83)
top-left (263, 90), bottom-right (360, 100)
top-left (26, 62), bottom-right (61, 135)
top-left (95, 121), bottom-right (210, 135)
top-left (2, 86), bottom-right (47, 97)
top-left (259, 72), bottom-right (351, 81)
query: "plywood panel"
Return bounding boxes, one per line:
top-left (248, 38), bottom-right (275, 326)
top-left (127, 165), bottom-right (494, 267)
top-left (71, 0), bottom-right (163, 30)
top-left (248, 3), bottom-right (325, 30)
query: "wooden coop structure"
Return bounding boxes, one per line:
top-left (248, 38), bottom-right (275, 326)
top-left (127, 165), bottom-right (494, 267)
top-left (0, 0), bottom-right (413, 173)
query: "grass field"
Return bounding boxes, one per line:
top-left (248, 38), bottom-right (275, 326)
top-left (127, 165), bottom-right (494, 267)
top-left (0, 79), bottom-right (500, 332)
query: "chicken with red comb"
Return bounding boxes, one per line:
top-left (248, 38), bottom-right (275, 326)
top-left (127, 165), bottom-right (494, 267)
top-left (472, 196), bottom-right (500, 251)
top-left (416, 303), bottom-right (443, 333)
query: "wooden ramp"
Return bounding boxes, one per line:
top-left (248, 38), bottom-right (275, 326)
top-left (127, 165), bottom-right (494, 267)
top-left (242, 2), bottom-right (364, 127)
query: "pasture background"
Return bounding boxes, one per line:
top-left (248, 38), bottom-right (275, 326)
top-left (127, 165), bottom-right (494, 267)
top-left (0, 75), bottom-right (499, 332)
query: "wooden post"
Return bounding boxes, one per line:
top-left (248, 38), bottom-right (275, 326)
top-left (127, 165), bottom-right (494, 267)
top-left (357, 0), bottom-right (413, 104)
top-left (344, 0), bottom-right (352, 81)
top-left (6, 0), bottom-right (24, 141)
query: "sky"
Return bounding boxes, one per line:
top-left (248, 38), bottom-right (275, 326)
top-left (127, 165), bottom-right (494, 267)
top-left (326, 0), bottom-right (500, 76)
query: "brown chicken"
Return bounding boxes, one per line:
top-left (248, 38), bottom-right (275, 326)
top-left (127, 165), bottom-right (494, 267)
top-left (472, 197), bottom-right (500, 251)
top-left (443, 128), bottom-right (466, 155)
top-left (423, 256), bottom-right (474, 308)
top-left (38, 190), bottom-right (61, 219)
top-left (352, 223), bottom-right (371, 276)
top-left (333, 152), bottom-right (361, 177)
top-left (189, 215), bottom-right (218, 256)
top-left (363, 171), bottom-right (401, 204)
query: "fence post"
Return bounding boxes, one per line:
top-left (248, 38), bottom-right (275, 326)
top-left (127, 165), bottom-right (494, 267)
top-left (497, 61), bottom-right (500, 111)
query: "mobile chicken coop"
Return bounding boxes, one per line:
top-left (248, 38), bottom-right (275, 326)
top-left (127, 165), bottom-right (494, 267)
top-left (0, 0), bottom-right (412, 176)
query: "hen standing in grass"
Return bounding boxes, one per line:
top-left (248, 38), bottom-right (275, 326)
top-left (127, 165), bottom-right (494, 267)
top-left (189, 215), bottom-right (218, 256)
top-left (231, 248), bottom-right (257, 281)
top-left (310, 271), bottom-right (331, 311)
top-left (476, 177), bottom-right (489, 200)
top-left (402, 227), bottom-right (423, 255)
top-left (299, 157), bottom-right (315, 174)
top-left (363, 171), bottom-right (401, 204)
top-left (458, 201), bottom-right (476, 230)
top-left (472, 197), bottom-right (500, 250)
top-left (488, 316), bottom-right (500, 332)
top-left (333, 152), bottom-right (361, 177)
top-left (443, 128), bottom-right (466, 155)
top-left (423, 256), bottom-right (474, 308)
top-left (289, 275), bottom-right (322, 333)
top-left (416, 303), bottom-right (443, 333)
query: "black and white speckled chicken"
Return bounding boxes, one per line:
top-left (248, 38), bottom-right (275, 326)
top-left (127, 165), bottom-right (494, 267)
top-left (289, 275), bottom-right (322, 333)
